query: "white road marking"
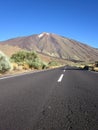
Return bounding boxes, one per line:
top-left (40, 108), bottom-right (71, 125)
top-left (58, 74), bottom-right (64, 82)
top-left (64, 70), bottom-right (66, 72)
top-left (0, 68), bottom-right (55, 80)
top-left (0, 72), bottom-right (34, 80)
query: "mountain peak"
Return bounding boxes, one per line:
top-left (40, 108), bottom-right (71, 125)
top-left (38, 32), bottom-right (50, 38)
top-left (0, 32), bottom-right (98, 62)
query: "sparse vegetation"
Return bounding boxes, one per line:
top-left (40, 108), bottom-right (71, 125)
top-left (10, 51), bottom-right (47, 70)
top-left (0, 51), bottom-right (11, 73)
top-left (48, 61), bottom-right (59, 67)
top-left (88, 66), bottom-right (94, 71)
top-left (81, 61), bottom-right (98, 72)
top-left (11, 51), bottom-right (38, 63)
top-left (0, 50), bottom-right (62, 76)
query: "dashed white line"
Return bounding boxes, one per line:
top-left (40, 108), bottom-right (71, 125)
top-left (58, 74), bottom-right (64, 82)
top-left (64, 70), bottom-right (66, 72)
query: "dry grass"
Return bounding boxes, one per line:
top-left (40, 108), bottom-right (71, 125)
top-left (93, 67), bottom-right (98, 72)
top-left (23, 64), bottom-right (30, 70)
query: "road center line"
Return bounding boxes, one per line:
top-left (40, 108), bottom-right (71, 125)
top-left (58, 74), bottom-right (64, 82)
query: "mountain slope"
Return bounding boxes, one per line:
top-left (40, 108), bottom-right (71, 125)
top-left (0, 32), bottom-right (98, 62)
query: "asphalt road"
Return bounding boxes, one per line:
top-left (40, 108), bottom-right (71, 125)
top-left (0, 67), bottom-right (98, 130)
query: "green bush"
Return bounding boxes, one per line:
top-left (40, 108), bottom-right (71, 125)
top-left (26, 59), bottom-right (46, 69)
top-left (11, 51), bottom-right (45, 70)
top-left (42, 63), bottom-right (48, 69)
top-left (26, 60), bottom-right (39, 69)
top-left (31, 62), bottom-right (41, 69)
top-left (48, 61), bottom-right (58, 66)
top-left (0, 51), bottom-right (11, 73)
top-left (11, 51), bottom-right (38, 64)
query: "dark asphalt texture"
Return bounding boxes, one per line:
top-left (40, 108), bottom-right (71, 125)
top-left (0, 67), bottom-right (98, 130)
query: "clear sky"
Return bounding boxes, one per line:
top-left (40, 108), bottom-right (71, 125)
top-left (0, 0), bottom-right (98, 48)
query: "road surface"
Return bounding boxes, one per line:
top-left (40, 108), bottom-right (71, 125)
top-left (0, 67), bottom-right (98, 130)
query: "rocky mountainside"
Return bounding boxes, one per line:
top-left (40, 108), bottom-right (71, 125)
top-left (0, 32), bottom-right (98, 62)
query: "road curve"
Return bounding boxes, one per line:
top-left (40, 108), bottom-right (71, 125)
top-left (0, 67), bottom-right (98, 130)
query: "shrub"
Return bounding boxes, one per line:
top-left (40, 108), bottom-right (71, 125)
top-left (31, 62), bottom-right (41, 69)
top-left (26, 59), bottom-right (43, 69)
top-left (42, 63), bottom-right (48, 69)
top-left (11, 51), bottom-right (38, 64)
top-left (11, 51), bottom-right (45, 70)
top-left (48, 61), bottom-right (58, 66)
top-left (0, 51), bottom-right (11, 73)
top-left (83, 65), bottom-right (89, 70)
top-left (23, 64), bottom-right (29, 70)
top-left (11, 63), bottom-right (18, 70)
top-left (95, 61), bottom-right (98, 67)
top-left (89, 66), bottom-right (94, 71)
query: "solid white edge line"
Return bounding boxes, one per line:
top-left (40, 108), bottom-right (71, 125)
top-left (0, 67), bottom-right (57, 80)
top-left (0, 72), bottom-right (34, 80)
top-left (58, 74), bottom-right (64, 82)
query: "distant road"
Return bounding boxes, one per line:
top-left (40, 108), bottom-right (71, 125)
top-left (0, 67), bottom-right (98, 130)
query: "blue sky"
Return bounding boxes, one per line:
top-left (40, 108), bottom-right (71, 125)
top-left (0, 0), bottom-right (98, 48)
